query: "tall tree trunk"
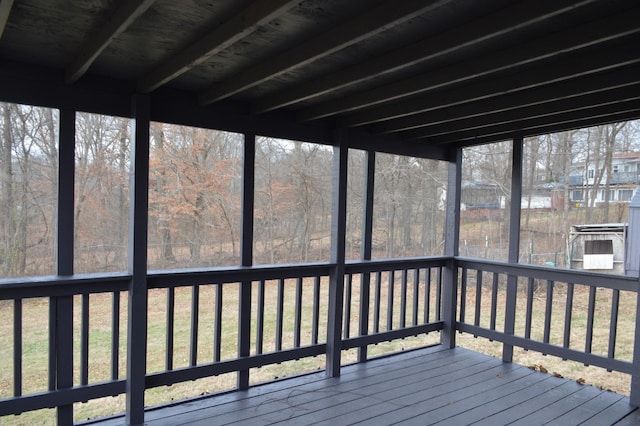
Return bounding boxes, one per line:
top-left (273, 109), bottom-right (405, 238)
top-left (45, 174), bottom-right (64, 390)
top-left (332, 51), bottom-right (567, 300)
top-left (152, 125), bottom-right (175, 263)
top-left (1, 104), bottom-right (15, 275)
top-left (115, 120), bottom-right (128, 266)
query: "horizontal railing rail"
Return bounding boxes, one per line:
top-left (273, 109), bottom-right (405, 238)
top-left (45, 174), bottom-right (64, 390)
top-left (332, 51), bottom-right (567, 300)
top-left (0, 273), bottom-right (131, 300)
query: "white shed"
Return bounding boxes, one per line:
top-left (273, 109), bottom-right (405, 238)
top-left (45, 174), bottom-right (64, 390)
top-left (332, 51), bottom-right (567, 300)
top-left (569, 223), bottom-right (627, 275)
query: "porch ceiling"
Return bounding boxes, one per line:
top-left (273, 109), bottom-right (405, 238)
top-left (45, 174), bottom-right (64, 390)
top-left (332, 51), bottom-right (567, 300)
top-left (1, 0), bottom-right (640, 148)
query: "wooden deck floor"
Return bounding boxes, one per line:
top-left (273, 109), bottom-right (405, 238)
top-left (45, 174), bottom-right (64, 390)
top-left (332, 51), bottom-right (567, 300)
top-left (90, 346), bottom-right (639, 425)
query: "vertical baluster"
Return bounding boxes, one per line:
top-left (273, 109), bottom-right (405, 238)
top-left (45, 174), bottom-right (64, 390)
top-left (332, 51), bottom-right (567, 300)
top-left (412, 268), bottom-right (420, 327)
top-left (543, 280), bottom-right (554, 346)
top-left (387, 270), bottom-right (395, 331)
top-left (358, 271), bottom-right (371, 362)
top-left (295, 277), bottom-right (303, 347)
top-left (276, 278), bottom-right (285, 351)
top-left (524, 277), bottom-right (534, 341)
top-left (190, 285), bottom-right (200, 367)
top-left (374, 271), bottom-right (382, 333)
top-left (400, 269), bottom-right (408, 329)
top-left (344, 274), bottom-right (352, 339)
top-left (166, 287), bottom-right (175, 370)
top-left (358, 272), bottom-right (371, 362)
top-left (49, 299), bottom-right (56, 391)
top-left (435, 267), bottom-right (443, 321)
top-left (14, 299), bottom-right (22, 397)
top-left (459, 267), bottom-right (467, 324)
top-left (256, 280), bottom-right (265, 354)
top-left (312, 276), bottom-right (321, 345)
top-left (424, 268), bottom-right (431, 323)
top-left (111, 291), bottom-right (120, 380)
top-left (608, 288), bottom-right (620, 368)
top-left (585, 285), bottom-right (597, 357)
top-left (81, 294), bottom-right (90, 385)
top-left (474, 270), bottom-right (483, 329)
top-left (563, 283), bottom-right (574, 354)
top-left (214, 284), bottom-right (223, 362)
top-left (490, 273), bottom-right (499, 331)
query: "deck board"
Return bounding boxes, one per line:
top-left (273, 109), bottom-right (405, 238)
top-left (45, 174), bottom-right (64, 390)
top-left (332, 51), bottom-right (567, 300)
top-left (85, 345), bottom-right (638, 426)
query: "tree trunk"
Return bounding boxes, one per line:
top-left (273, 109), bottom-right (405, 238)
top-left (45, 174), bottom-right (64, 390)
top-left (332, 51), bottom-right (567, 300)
top-left (0, 104), bottom-right (15, 275)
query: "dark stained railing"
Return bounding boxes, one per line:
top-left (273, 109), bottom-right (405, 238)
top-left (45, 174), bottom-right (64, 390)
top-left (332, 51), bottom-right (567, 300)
top-left (342, 258), bottom-right (445, 356)
top-left (457, 257), bottom-right (639, 376)
top-left (0, 258), bottom-right (446, 422)
top-left (2, 256), bottom-right (639, 422)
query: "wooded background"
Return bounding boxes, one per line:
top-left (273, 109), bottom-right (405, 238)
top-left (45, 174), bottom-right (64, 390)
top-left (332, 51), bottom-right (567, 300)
top-left (1, 102), bottom-right (638, 278)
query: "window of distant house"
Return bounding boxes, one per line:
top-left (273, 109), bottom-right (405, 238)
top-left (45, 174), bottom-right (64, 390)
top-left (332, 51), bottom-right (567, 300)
top-left (619, 189), bottom-right (634, 201)
top-left (588, 169), bottom-right (595, 179)
top-left (613, 165), bottom-right (619, 173)
top-left (573, 190), bottom-right (583, 201)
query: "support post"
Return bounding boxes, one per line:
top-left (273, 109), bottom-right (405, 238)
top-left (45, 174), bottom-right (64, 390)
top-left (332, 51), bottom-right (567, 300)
top-left (358, 150), bottom-right (375, 363)
top-left (55, 109), bottom-right (75, 425)
top-left (126, 94), bottom-right (150, 426)
top-left (441, 147), bottom-right (461, 348)
top-left (503, 136), bottom-right (523, 362)
top-left (630, 254), bottom-right (640, 405)
top-left (238, 133), bottom-right (255, 390)
top-left (627, 188), bottom-right (640, 405)
top-left (326, 132), bottom-right (348, 377)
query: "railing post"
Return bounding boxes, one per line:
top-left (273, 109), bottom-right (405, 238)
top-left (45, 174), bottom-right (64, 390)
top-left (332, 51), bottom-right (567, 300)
top-left (630, 268), bottom-right (640, 405)
top-left (503, 136), bottom-right (523, 362)
top-left (55, 109), bottom-right (75, 425)
top-left (238, 133), bottom-right (255, 390)
top-left (126, 94), bottom-right (150, 426)
top-left (441, 147), bottom-right (461, 348)
top-left (358, 150), bottom-right (375, 363)
top-left (326, 132), bottom-right (348, 377)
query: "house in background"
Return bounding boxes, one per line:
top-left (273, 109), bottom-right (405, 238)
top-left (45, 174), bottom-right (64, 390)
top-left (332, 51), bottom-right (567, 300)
top-left (568, 152), bottom-right (640, 205)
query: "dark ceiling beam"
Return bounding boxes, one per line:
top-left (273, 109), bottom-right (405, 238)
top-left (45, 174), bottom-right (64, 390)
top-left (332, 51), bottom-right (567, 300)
top-left (427, 99), bottom-right (640, 145)
top-left (298, 7), bottom-right (640, 122)
top-left (252, 0), bottom-right (599, 114)
top-left (451, 108), bottom-right (640, 148)
top-left (401, 82), bottom-right (640, 140)
top-left (198, 0), bottom-right (450, 106)
top-left (372, 64), bottom-right (640, 135)
top-left (137, 0), bottom-right (299, 93)
top-left (0, 0), bottom-right (14, 39)
top-left (344, 128), bottom-right (450, 162)
top-left (65, 0), bottom-right (156, 84)
top-left (339, 38), bottom-right (640, 128)
top-left (438, 107), bottom-right (640, 148)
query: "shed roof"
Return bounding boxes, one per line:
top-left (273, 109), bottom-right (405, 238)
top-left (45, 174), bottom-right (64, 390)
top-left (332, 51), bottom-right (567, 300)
top-left (1, 0), bottom-right (639, 152)
top-left (572, 223), bottom-right (628, 233)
